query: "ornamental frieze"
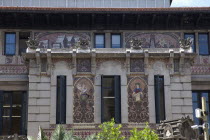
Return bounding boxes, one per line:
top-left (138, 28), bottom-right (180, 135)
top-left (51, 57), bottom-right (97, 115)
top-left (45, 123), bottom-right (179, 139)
top-left (125, 32), bottom-right (181, 48)
top-left (127, 76), bottom-right (149, 123)
top-left (0, 65), bottom-right (28, 75)
top-left (34, 32), bottom-right (91, 49)
top-left (73, 77), bottom-right (94, 123)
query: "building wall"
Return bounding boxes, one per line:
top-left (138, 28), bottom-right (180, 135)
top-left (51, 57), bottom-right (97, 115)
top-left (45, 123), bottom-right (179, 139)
top-left (24, 30), bottom-right (195, 137)
top-left (1, 29), bottom-right (210, 137)
top-left (0, 0), bottom-right (171, 8)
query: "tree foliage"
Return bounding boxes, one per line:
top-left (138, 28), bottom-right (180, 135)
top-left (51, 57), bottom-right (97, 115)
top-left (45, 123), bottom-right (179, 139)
top-left (129, 123), bottom-right (159, 140)
top-left (96, 118), bottom-right (125, 140)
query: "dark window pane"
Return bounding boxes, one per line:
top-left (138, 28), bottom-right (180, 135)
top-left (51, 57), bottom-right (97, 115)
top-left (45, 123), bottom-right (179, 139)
top-left (12, 92), bottom-right (22, 105)
top-left (103, 89), bottom-right (114, 97)
top-left (12, 107), bottom-right (21, 116)
top-left (3, 93), bottom-right (11, 106)
top-left (112, 34), bottom-right (121, 48)
top-left (184, 33), bottom-right (195, 52)
top-left (95, 34), bottom-right (105, 48)
top-left (154, 76), bottom-right (165, 123)
top-left (103, 98), bottom-right (115, 122)
top-left (2, 117), bottom-right (10, 135)
top-left (11, 117), bottom-right (21, 134)
top-left (56, 76), bottom-right (66, 124)
top-left (19, 32), bottom-right (30, 55)
top-left (103, 77), bottom-right (114, 88)
top-left (5, 33), bottom-right (16, 55)
top-left (3, 108), bottom-right (10, 116)
top-left (0, 92), bottom-right (26, 135)
top-left (101, 76), bottom-right (121, 123)
top-left (199, 34), bottom-right (209, 55)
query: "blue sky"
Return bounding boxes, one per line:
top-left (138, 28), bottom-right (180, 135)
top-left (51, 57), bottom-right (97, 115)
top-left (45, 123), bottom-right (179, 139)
top-left (171, 0), bottom-right (210, 7)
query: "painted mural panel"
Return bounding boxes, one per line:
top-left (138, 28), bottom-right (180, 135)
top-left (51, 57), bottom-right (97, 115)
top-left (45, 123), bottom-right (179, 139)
top-left (127, 76), bottom-right (149, 123)
top-left (73, 77), bottom-right (94, 123)
top-left (125, 32), bottom-right (181, 48)
top-left (34, 32), bottom-right (91, 49)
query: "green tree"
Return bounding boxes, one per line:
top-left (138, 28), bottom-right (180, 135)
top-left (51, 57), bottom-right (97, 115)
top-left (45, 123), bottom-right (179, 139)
top-left (129, 123), bottom-right (159, 140)
top-left (96, 118), bottom-right (125, 140)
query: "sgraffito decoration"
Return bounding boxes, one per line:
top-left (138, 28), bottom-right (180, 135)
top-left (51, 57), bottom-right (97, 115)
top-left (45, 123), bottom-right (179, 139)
top-left (34, 32), bottom-right (91, 49)
top-left (73, 77), bottom-right (94, 123)
top-left (125, 32), bottom-right (181, 48)
top-left (127, 76), bottom-right (149, 123)
top-left (130, 58), bottom-right (144, 72)
top-left (77, 59), bottom-right (91, 72)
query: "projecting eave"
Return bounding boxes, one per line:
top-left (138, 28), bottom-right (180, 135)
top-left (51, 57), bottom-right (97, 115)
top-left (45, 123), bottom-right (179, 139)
top-left (25, 48), bottom-right (197, 59)
top-left (0, 7), bottom-right (209, 30)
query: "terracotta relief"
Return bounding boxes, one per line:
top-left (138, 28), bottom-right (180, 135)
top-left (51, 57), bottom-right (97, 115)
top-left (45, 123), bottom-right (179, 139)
top-left (34, 32), bottom-right (91, 49)
top-left (77, 59), bottom-right (91, 72)
top-left (127, 76), bottom-right (149, 123)
top-left (125, 32), bottom-right (181, 48)
top-left (130, 58), bottom-right (144, 72)
top-left (73, 77), bottom-right (94, 123)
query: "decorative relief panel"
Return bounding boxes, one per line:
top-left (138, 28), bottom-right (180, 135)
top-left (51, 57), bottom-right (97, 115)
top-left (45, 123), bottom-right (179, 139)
top-left (192, 56), bottom-right (210, 74)
top-left (130, 59), bottom-right (144, 72)
top-left (0, 65), bottom-right (28, 75)
top-left (77, 59), bottom-right (91, 72)
top-left (127, 76), bottom-right (149, 123)
top-left (125, 32), bottom-right (181, 48)
top-left (73, 77), bottom-right (94, 123)
top-left (35, 32), bottom-right (91, 49)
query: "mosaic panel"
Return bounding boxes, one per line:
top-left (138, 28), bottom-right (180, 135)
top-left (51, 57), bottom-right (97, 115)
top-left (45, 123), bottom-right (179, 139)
top-left (0, 65), bottom-right (28, 75)
top-left (127, 76), bottom-right (149, 123)
top-left (34, 32), bottom-right (90, 49)
top-left (125, 32), bottom-right (181, 48)
top-left (73, 77), bottom-right (94, 123)
top-left (77, 58), bottom-right (91, 72)
top-left (130, 58), bottom-right (144, 72)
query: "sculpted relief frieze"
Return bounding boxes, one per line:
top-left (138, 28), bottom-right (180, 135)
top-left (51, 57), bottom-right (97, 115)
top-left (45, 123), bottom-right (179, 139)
top-left (34, 32), bottom-right (91, 49)
top-left (125, 32), bottom-right (181, 48)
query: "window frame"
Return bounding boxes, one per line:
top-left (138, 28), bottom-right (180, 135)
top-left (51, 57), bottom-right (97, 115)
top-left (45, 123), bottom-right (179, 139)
top-left (111, 33), bottom-right (121, 48)
top-left (56, 76), bottom-right (66, 124)
top-left (4, 32), bottom-right (16, 56)
top-left (0, 91), bottom-right (27, 135)
top-left (154, 75), bottom-right (165, 123)
top-left (101, 75), bottom-right (121, 123)
top-left (94, 33), bottom-right (105, 48)
top-left (198, 33), bottom-right (209, 55)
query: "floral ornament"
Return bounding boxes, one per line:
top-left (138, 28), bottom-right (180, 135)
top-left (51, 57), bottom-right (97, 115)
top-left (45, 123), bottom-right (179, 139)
top-left (26, 37), bottom-right (39, 49)
top-left (179, 37), bottom-right (193, 50)
top-left (76, 38), bottom-right (90, 50)
top-left (129, 38), bottom-right (143, 49)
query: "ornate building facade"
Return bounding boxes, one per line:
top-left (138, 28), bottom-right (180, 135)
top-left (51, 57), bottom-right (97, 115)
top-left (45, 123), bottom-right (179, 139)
top-left (0, 1), bottom-right (210, 138)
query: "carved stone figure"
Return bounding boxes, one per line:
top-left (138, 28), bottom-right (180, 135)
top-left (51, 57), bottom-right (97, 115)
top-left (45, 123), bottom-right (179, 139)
top-left (26, 37), bottom-right (39, 49)
top-left (129, 39), bottom-right (143, 49)
top-left (76, 38), bottom-right (90, 50)
top-left (179, 37), bottom-right (193, 49)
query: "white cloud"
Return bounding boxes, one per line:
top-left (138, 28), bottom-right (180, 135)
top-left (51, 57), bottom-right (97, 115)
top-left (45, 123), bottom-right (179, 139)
top-left (171, 0), bottom-right (210, 7)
